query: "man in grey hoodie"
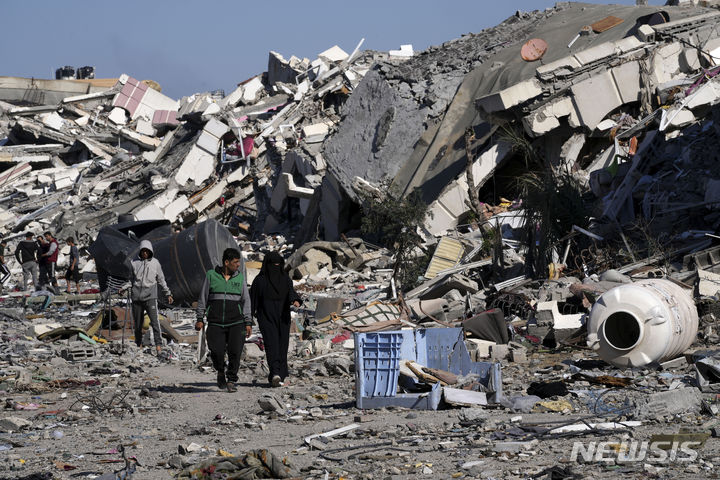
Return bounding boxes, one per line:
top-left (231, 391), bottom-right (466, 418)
top-left (127, 240), bottom-right (173, 354)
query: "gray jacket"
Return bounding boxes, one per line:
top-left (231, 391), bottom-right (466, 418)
top-left (129, 240), bottom-right (171, 302)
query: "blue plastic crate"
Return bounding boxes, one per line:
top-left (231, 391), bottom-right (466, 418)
top-left (354, 328), bottom-right (502, 410)
top-left (354, 332), bottom-right (403, 398)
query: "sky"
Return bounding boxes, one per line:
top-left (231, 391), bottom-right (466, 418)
top-left (1, 1), bottom-right (665, 100)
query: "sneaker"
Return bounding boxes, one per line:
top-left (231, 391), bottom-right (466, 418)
top-left (226, 382), bottom-right (237, 393)
top-left (217, 374), bottom-right (227, 389)
top-left (271, 375), bottom-right (281, 388)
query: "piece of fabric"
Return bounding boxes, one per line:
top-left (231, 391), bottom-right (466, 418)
top-left (21, 261), bottom-right (38, 290)
top-left (196, 265), bottom-right (251, 327)
top-left (132, 298), bottom-right (162, 347)
top-left (463, 308), bottom-right (509, 344)
top-left (206, 324), bottom-right (246, 382)
top-left (257, 311), bottom-right (291, 381)
top-left (0, 262), bottom-right (10, 285)
top-left (39, 262), bottom-right (57, 287)
top-left (68, 245), bottom-right (79, 265)
top-left (251, 254), bottom-right (300, 382)
top-left (46, 239), bottom-right (59, 263)
top-left (15, 240), bottom-right (39, 264)
top-left (65, 266), bottom-right (81, 283)
top-left (261, 251), bottom-right (289, 300)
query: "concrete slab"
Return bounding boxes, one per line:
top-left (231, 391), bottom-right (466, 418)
top-left (523, 97), bottom-right (579, 136)
top-left (652, 43), bottom-right (683, 85)
top-left (318, 45), bottom-right (349, 63)
top-left (242, 77), bottom-right (264, 105)
top-left (196, 131), bottom-right (221, 155)
top-left (40, 112), bottom-right (65, 131)
top-left (389, 44), bottom-right (414, 58)
top-left (203, 118), bottom-right (229, 139)
top-left (134, 203), bottom-right (164, 221)
top-left (163, 195), bottom-right (190, 222)
top-left (570, 70), bottom-right (623, 130)
top-left (174, 145), bottom-right (215, 186)
top-left (221, 85), bottom-right (245, 109)
top-left (108, 107), bottom-right (127, 125)
top-left (611, 61), bottom-right (641, 104)
top-left (302, 123), bottom-right (330, 143)
top-left (135, 118), bottom-right (155, 136)
top-left (476, 79), bottom-right (543, 113)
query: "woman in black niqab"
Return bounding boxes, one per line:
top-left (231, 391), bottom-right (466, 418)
top-left (251, 251), bottom-right (301, 387)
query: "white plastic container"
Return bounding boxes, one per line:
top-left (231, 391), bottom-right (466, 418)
top-left (586, 279), bottom-right (698, 368)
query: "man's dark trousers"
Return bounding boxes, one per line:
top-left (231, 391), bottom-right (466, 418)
top-left (132, 299), bottom-right (162, 347)
top-left (206, 324), bottom-right (245, 382)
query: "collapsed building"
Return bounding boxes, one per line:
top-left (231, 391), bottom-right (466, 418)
top-left (4, 1), bottom-right (720, 478)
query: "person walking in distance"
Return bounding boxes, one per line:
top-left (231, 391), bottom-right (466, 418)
top-left (15, 233), bottom-right (39, 291)
top-left (251, 251), bottom-right (301, 387)
top-left (126, 240), bottom-right (173, 354)
top-left (64, 237), bottom-right (81, 294)
top-left (195, 248), bottom-right (251, 393)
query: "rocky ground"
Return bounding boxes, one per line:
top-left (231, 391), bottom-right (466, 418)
top-left (2, 320), bottom-right (720, 480)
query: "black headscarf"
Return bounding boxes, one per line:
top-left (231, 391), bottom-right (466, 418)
top-left (261, 251), bottom-right (289, 300)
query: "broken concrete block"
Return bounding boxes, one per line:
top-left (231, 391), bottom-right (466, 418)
top-left (681, 48), bottom-right (702, 72)
top-left (242, 342), bottom-right (265, 361)
top-left (571, 70), bottom-right (624, 130)
top-left (302, 249), bottom-right (332, 268)
top-left (201, 102), bottom-right (221, 119)
top-left (389, 44), bottom-right (414, 58)
top-left (242, 77), bottom-right (264, 105)
top-left (258, 394), bottom-right (284, 413)
top-left (203, 118), bottom-right (229, 141)
top-left (0, 416), bottom-right (31, 431)
top-left (652, 43), bottom-right (683, 85)
top-left (135, 118), bottom-right (156, 136)
top-left (523, 97), bottom-right (579, 136)
top-left (637, 24), bottom-right (655, 42)
top-left (667, 108), bottom-right (696, 129)
top-left (466, 339), bottom-right (497, 360)
top-left (635, 388), bottom-right (702, 418)
top-left (174, 146), bottom-right (215, 187)
top-left (196, 130), bottom-right (221, 154)
top-left (40, 112), bottom-right (65, 130)
top-left (152, 110), bottom-right (179, 129)
top-left (302, 123), bottom-right (330, 143)
top-left (536, 301), bottom-right (584, 330)
top-left (293, 262), bottom-right (319, 279)
top-left (108, 107), bottom-right (128, 125)
top-left (490, 344), bottom-right (510, 361)
top-left (697, 269), bottom-right (720, 297)
top-left (476, 79), bottom-right (543, 113)
top-left (574, 41), bottom-right (617, 66)
top-left (318, 45), bottom-right (349, 64)
top-left (267, 51), bottom-right (304, 86)
top-left (163, 195), bottom-right (189, 222)
top-left (220, 84), bottom-right (245, 109)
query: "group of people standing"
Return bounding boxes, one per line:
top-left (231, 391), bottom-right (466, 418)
top-left (9, 232), bottom-right (81, 293)
top-left (125, 241), bottom-right (299, 392)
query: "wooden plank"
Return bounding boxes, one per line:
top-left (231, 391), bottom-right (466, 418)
top-left (591, 16), bottom-right (624, 33)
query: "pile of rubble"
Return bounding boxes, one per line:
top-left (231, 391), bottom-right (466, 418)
top-left (5, 0), bottom-right (720, 478)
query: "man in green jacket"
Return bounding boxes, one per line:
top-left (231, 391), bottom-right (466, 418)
top-left (195, 248), bottom-right (251, 392)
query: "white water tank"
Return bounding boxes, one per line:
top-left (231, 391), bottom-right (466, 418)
top-left (586, 279), bottom-right (698, 368)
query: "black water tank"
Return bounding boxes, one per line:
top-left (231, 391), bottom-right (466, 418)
top-left (55, 66), bottom-right (75, 80)
top-left (90, 219), bottom-right (238, 305)
top-left (77, 66), bottom-right (95, 79)
top-left (151, 219), bottom-right (239, 304)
